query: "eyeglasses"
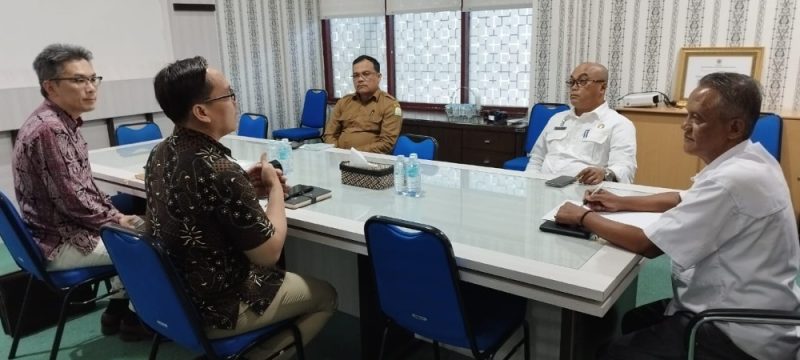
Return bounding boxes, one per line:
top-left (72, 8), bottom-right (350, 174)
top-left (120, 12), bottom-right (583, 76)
top-left (204, 90), bottom-right (237, 103)
top-left (351, 71), bottom-right (376, 81)
top-left (49, 76), bottom-right (103, 87)
top-left (565, 79), bottom-right (605, 88)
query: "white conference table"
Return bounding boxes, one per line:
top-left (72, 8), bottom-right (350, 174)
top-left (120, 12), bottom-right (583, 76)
top-left (90, 134), bottom-right (668, 358)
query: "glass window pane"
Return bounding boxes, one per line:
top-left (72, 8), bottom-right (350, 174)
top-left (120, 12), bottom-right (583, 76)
top-left (469, 8), bottom-right (532, 107)
top-left (330, 17), bottom-right (387, 98)
top-left (395, 11), bottom-right (461, 104)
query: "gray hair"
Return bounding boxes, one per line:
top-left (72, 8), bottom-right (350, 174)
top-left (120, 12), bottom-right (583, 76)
top-left (33, 44), bottom-right (93, 97)
top-left (697, 72), bottom-right (762, 139)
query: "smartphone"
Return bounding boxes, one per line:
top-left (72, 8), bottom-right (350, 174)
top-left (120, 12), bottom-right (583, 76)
top-left (285, 184), bottom-right (314, 199)
top-left (545, 175), bottom-right (576, 188)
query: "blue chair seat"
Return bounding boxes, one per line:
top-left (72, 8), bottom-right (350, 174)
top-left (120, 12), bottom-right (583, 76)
top-left (393, 134), bottom-right (438, 160)
top-left (273, 127), bottom-right (320, 141)
top-left (502, 156), bottom-right (529, 171)
top-left (48, 266), bottom-right (117, 289)
top-left (209, 319), bottom-right (294, 356)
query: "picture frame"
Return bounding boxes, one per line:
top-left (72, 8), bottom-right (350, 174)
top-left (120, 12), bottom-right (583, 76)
top-left (674, 47), bottom-right (764, 106)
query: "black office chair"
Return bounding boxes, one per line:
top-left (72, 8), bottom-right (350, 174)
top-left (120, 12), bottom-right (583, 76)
top-left (684, 309), bottom-right (800, 359)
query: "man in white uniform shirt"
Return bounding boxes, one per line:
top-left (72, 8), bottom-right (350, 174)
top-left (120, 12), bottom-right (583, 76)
top-left (555, 72), bottom-right (800, 359)
top-left (526, 62), bottom-right (637, 185)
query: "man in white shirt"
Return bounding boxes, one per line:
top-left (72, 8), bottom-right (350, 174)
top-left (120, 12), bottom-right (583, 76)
top-left (555, 72), bottom-right (800, 359)
top-left (526, 62), bottom-right (637, 184)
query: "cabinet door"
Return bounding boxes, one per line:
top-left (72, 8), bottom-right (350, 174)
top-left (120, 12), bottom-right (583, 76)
top-left (781, 119), bottom-right (800, 216)
top-left (623, 110), bottom-right (699, 189)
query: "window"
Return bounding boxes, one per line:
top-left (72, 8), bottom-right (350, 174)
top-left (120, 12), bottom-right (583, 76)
top-left (468, 8), bottom-right (532, 107)
top-left (394, 11), bottom-right (461, 104)
top-left (324, 7), bottom-right (533, 110)
top-left (329, 16), bottom-right (387, 98)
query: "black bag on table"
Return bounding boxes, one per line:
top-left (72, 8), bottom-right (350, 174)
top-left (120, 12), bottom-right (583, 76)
top-left (0, 270), bottom-right (97, 336)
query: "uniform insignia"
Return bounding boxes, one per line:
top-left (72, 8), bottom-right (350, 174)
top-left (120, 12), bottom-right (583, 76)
top-left (394, 106), bottom-right (402, 116)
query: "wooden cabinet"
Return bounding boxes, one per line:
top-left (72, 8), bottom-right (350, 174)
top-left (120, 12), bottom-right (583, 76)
top-left (401, 118), bottom-right (526, 167)
top-left (619, 107), bottom-right (800, 216)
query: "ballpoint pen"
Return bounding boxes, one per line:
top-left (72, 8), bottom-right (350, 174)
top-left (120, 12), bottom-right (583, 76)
top-left (589, 183), bottom-right (604, 197)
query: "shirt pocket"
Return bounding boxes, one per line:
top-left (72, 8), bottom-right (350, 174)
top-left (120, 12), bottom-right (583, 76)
top-left (579, 129), bottom-right (610, 162)
top-left (545, 130), bottom-right (568, 144)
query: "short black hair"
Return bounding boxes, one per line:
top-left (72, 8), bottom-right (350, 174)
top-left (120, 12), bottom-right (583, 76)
top-left (353, 55), bottom-right (380, 73)
top-left (697, 72), bottom-right (762, 138)
top-left (153, 56), bottom-right (212, 124)
top-left (33, 44), bottom-right (93, 98)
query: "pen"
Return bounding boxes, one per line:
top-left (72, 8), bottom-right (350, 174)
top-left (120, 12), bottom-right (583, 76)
top-left (589, 183), bottom-right (604, 197)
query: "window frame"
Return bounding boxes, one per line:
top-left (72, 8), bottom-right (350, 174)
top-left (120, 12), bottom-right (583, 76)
top-left (321, 12), bottom-right (529, 117)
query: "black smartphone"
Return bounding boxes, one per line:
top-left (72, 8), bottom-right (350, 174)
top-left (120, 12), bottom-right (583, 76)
top-left (545, 175), bottom-right (576, 188)
top-left (285, 184), bottom-right (314, 199)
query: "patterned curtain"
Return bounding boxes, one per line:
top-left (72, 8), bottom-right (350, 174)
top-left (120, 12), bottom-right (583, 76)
top-left (216, 0), bottom-right (324, 134)
top-left (530, 0), bottom-right (800, 112)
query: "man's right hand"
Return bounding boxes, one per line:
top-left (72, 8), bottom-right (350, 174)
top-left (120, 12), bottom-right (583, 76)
top-left (583, 189), bottom-right (625, 212)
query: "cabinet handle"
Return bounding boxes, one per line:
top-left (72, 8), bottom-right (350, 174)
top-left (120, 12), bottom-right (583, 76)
top-left (483, 139), bottom-right (491, 144)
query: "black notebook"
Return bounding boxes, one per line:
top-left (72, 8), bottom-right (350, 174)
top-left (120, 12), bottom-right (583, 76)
top-left (284, 186), bottom-right (332, 209)
top-left (539, 220), bottom-right (592, 239)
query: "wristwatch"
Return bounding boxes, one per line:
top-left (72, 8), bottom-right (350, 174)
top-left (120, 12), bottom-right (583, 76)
top-left (603, 168), bottom-right (616, 181)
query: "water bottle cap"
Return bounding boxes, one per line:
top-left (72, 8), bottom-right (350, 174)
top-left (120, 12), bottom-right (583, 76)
top-left (410, 153), bottom-right (418, 159)
top-left (281, 138), bottom-right (289, 142)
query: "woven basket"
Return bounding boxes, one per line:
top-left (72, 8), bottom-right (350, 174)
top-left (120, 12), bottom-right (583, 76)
top-left (339, 161), bottom-right (394, 190)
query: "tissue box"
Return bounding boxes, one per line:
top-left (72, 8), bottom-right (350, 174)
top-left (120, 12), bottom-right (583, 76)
top-left (339, 161), bottom-right (394, 190)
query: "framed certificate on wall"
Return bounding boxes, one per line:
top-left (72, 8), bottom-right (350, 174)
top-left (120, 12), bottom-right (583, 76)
top-left (674, 47), bottom-right (764, 106)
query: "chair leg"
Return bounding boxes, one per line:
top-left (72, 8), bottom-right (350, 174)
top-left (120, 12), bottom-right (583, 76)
top-left (8, 275), bottom-right (34, 359)
top-left (377, 324), bottom-right (390, 360)
top-left (149, 333), bottom-right (162, 360)
top-left (432, 341), bottom-right (440, 360)
top-left (290, 324), bottom-right (305, 360)
top-left (49, 288), bottom-right (76, 360)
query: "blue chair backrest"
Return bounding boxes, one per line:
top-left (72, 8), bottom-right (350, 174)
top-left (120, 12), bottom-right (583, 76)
top-left (237, 113), bottom-right (269, 138)
top-left (524, 103), bottom-right (569, 153)
top-left (300, 89), bottom-right (328, 129)
top-left (751, 113), bottom-right (782, 160)
top-left (393, 134), bottom-right (438, 160)
top-left (100, 225), bottom-right (211, 355)
top-left (364, 216), bottom-right (475, 349)
top-left (0, 192), bottom-right (49, 283)
top-left (116, 122), bottom-right (163, 146)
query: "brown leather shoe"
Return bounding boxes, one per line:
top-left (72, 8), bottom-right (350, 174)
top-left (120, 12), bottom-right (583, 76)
top-left (119, 317), bottom-right (154, 342)
top-left (100, 312), bottom-right (122, 336)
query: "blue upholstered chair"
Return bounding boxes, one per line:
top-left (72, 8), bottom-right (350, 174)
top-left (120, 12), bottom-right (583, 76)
top-left (392, 134), bottom-right (438, 160)
top-left (503, 103), bottom-right (570, 171)
top-left (237, 113), bottom-right (269, 139)
top-left (364, 216), bottom-right (530, 360)
top-left (116, 122), bottom-right (163, 146)
top-left (272, 89), bottom-right (328, 141)
top-left (99, 224), bottom-right (305, 360)
top-left (751, 113), bottom-right (782, 160)
top-left (0, 191), bottom-right (117, 360)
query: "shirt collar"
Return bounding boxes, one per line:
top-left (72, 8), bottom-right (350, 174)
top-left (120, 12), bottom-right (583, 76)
top-left (568, 102), bottom-right (609, 121)
top-left (173, 126), bottom-right (233, 157)
top-left (693, 140), bottom-right (750, 182)
top-left (350, 89), bottom-right (383, 103)
top-left (42, 99), bottom-right (83, 130)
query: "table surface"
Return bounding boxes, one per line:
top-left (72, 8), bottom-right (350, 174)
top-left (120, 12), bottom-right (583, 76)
top-left (89, 135), bottom-right (671, 317)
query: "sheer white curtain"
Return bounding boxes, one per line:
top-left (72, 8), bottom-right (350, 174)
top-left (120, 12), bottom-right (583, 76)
top-left (216, 0), bottom-right (324, 134)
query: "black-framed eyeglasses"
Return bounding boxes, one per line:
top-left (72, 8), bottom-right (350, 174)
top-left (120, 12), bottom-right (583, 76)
top-left (565, 79), bottom-right (605, 88)
top-left (49, 76), bottom-right (103, 87)
top-left (204, 90), bottom-right (237, 103)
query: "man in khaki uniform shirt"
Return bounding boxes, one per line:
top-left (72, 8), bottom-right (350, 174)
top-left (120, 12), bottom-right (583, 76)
top-left (323, 55), bottom-right (402, 154)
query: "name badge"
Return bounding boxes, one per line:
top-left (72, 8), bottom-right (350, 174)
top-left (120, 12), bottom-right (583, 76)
top-left (554, 126), bottom-right (567, 130)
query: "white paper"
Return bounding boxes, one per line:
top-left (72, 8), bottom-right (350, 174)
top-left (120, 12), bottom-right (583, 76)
top-left (348, 147), bottom-right (376, 169)
top-left (542, 200), bottom-right (661, 228)
top-left (299, 143), bottom-right (335, 151)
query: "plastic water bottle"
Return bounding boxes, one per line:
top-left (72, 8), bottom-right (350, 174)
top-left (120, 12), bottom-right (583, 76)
top-left (278, 138), bottom-right (292, 174)
top-left (393, 155), bottom-right (406, 195)
top-left (405, 153), bottom-right (421, 197)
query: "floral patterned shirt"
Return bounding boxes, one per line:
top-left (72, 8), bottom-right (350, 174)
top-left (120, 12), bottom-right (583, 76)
top-left (144, 127), bottom-right (284, 329)
top-left (12, 100), bottom-right (121, 260)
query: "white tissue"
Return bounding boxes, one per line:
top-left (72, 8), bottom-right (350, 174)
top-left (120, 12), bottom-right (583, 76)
top-left (349, 148), bottom-right (376, 169)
